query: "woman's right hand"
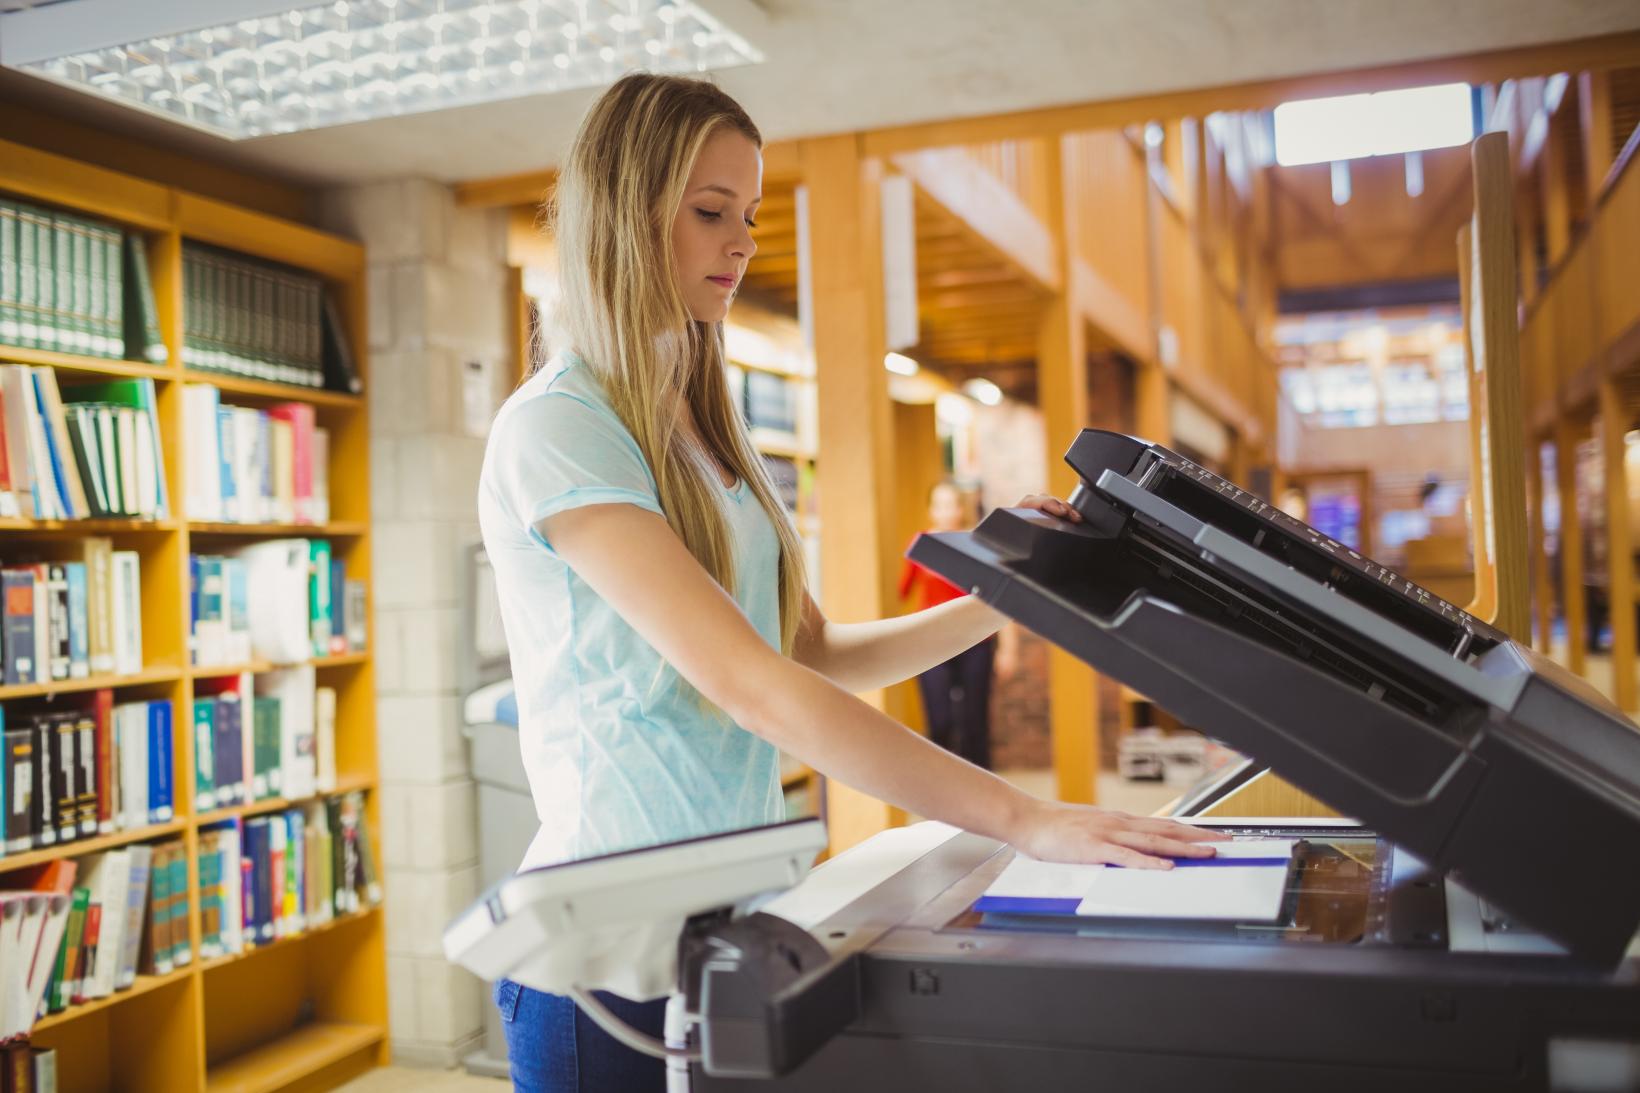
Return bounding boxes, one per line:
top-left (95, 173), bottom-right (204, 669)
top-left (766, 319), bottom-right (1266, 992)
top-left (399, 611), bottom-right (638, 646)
top-left (1010, 799), bottom-right (1229, 869)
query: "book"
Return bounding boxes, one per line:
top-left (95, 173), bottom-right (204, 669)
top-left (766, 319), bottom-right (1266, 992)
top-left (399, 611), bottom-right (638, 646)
top-left (2, 568), bottom-right (36, 685)
top-left (147, 699), bottom-right (174, 823)
top-left (59, 378), bottom-right (168, 519)
top-left (64, 562), bottom-right (89, 679)
top-left (44, 564), bottom-right (68, 681)
top-left (81, 537), bottom-right (114, 674)
top-left (110, 550), bottom-right (142, 675)
top-left (1, 727), bottom-right (32, 853)
top-left (115, 843), bottom-right (152, 989)
top-left (122, 233), bottom-right (166, 364)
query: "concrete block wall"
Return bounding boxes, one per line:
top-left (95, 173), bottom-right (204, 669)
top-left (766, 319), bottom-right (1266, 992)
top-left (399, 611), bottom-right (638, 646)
top-left (320, 178), bottom-right (514, 1067)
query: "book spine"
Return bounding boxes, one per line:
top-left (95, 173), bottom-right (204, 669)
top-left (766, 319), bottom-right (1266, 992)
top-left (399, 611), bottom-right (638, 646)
top-left (148, 700), bottom-right (173, 823)
top-left (46, 564), bottom-right (69, 681)
top-left (2, 568), bottom-right (36, 685)
top-left (75, 711), bottom-right (97, 836)
top-left (65, 562), bottom-right (90, 679)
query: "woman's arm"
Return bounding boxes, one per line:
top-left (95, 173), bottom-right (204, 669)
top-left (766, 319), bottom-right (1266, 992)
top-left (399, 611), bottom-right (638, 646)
top-left (542, 501), bottom-right (1222, 868)
top-left (794, 494), bottom-right (1079, 692)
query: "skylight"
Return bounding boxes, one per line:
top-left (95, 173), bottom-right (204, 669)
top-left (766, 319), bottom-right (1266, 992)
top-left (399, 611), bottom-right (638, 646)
top-left (1273, 83), bottom-right (1475, 167)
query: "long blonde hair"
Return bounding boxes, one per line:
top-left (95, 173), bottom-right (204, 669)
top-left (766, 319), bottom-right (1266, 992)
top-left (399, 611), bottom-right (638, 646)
top-left (549, 73), bottom-right (809, 655)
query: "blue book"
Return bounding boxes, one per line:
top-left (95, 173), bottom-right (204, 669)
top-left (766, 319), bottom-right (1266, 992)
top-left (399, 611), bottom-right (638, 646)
top-left (30, 370), bottom-right (70, 518)
top-left (329, 558), bottom-right (346, 653)
top-left (188, 554), bottom-right (200, 665)
top-left (64, 562), bottom-right (89, 679)
top-left (2, 568), bottom-right (37, 685)
top-left (225, 558), bottom-right (249, 662)
top-left (147, 700), bottom-right (173, 822)
top-left (215, 406), bottom-right (237, 522)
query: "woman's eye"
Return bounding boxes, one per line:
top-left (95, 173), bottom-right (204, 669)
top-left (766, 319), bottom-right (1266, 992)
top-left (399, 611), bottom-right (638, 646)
top-left (696, 209), bottom-right (722, 221)
top-left (745, 218), bottom-right (758, 229)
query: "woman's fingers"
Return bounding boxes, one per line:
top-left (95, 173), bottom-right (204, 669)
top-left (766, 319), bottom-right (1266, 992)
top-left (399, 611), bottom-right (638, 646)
top-left (1016, 494), bottom-right (1083, 523)
top-left (1111, 829), bottom-right (1217, 859)
top-left (1098, 842), bottom-right (1174, 869)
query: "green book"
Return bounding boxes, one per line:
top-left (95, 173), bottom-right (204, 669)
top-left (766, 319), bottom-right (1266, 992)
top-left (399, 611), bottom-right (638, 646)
top-left (16, 204), bottom-right (41, 350)
top-left (166, 847), bottom-right (190, 966)
top-left (122, 234), bottom-right (167, 364)
top-left (51, 212), bottom-right (72, 354)
top-left (0, 198), bottom-right (17, 347)
top-left (192, 699), bottom-right (217, 811)
top-left (254, 695), bottom-right (281, 799)
top-left (52, 887), bottom-right (91, 1012)
top-left (68, 216), bottom-right (93, 356)
top-left (308, 540), bottom-right (332, 658)
top-left (85, 220), bottom-right (107, 358)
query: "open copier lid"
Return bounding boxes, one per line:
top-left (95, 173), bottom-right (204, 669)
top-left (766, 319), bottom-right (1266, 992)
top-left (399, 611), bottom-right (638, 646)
top-left (908, 429), bottom-right (1640, 967)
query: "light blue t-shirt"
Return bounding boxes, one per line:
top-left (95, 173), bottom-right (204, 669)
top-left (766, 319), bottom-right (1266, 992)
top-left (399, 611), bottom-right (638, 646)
top-left (477, 353), bottom-right (785, 871)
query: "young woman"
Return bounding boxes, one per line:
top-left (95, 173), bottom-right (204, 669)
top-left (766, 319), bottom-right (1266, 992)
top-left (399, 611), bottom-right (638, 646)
top-left (477, 73), bottom-right (1222, 1093)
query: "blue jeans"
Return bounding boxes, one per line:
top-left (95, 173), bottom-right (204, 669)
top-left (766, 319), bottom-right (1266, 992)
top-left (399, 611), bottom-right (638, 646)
top-left (493, 978), bottom-right (668, 1092)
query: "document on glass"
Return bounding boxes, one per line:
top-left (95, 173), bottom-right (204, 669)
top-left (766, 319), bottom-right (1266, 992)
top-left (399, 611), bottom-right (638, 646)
top-left (974, 839), bottom-right (1298, 922)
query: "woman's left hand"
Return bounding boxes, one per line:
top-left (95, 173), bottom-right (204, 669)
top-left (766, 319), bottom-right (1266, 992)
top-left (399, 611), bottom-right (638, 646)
top-left (1014, 494), bottom-right (1082, 524)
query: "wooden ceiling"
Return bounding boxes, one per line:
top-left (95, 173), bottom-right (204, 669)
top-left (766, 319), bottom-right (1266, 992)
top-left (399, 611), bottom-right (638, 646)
top-left (739, 172), bottom-right (1048, 397)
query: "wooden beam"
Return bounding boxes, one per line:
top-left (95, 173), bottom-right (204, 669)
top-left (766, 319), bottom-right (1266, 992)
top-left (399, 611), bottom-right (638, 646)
top-left (454, 169), bottom-right (557, 209)
top-left (1557, 415), bottom-right (1589, 675)
top-left (801, 135), bottom-right (905, 853)
top-left (1543, 111), bottom-right (1573, 268)
top-left (893, 148), bottom-right (1061, 291)
top-left (1601, 376), bottom-right (1637, 710)
top-left (1035, 135), bottom-right (1099, 805)
top-left (861, 32), bottom-right (1640, 157)
top-left (1579, 71), bottom-right (1616, 204)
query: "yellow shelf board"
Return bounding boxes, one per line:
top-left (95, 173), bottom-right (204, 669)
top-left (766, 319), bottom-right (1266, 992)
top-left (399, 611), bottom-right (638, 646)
top-left (0, 664), bottom-right (185, 702)
top-left (0, 344), bottom-right (176, 382)
top-left (174, 192), bottom-right (364, 283)
top-left (0, 516), bottom-right (180, 534)
top-left (194, 773), bottom-right (374, 827)
top-left (30, 965), bottom-right (195, 1034)
top-left (189, 652), bottom-right (369, 679)
top-left (204, 1019), bottom-right (385, 1093)
top-left (199, 905), bottom-right (381, 976)
top-left (181, 369), bottom-right (362, 409)
top-left (0, 817), bottom-right (187, 875)
top-left (187, 520), bottom-right (368, 538)
top-left (0, 136), bottom-right (174, 231)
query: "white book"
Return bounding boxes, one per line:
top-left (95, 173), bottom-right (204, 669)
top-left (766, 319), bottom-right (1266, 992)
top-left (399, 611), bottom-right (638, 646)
top-left (0, 895), bottom-right (26, 1038)
top-left (25, 895), bottom-right (69, 1024)
top-left (115, 407), bottom-right (138, 516)
top-left (88, 848), bottom-right (132, 1000)
top-left (11, 895), bottom-right (46, 1032)
top-left (310, 427), bottom-right (330, 526)
top-left (0, 367), bottom-right (35, 518)
top-left (314, 686), bottom-right (336, 794)
top-left (117, 702), bottom-right (149, 831)
top-left (184, 385), bottom-right (222, 522)
top-left (111, 550), bottom-right (143, 674)
top-left (219, 831), bottom-right (243, 955)
top-left (239, 540), bottom-right (311, 664)
top-left (256, 665), bottom-right (316, 802)
top-left (18, 369), bottom-right (62, 518)
top-left (233, 408), bottom-right (261, 524)
top-left (134, 404), bottom-right (158, 518)
top-left (30, 566), bottom-right (48, 688)
top-left (116, 844), bottom-right (153, 988)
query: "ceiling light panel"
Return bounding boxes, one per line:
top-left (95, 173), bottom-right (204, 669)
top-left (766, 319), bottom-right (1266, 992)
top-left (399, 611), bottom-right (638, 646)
top-left (12, 0), bottom-right (764, 140)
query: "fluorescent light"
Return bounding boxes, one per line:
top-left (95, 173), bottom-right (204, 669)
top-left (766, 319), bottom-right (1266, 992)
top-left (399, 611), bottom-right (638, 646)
top-left (1273, 82), bottom-right (1474, 167)
top-left (884, 352), bottom-right (919, 377)
top-left (3, 0), bottom-right (765, 140)
top-left (962, 378), bottom-right (1003, 406)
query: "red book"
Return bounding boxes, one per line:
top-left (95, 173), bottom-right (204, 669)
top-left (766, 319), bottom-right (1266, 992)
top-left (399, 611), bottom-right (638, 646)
top-left (265, 403), bottom-right (315, 525)
top-left (92, 688), bottom-right (114, 834)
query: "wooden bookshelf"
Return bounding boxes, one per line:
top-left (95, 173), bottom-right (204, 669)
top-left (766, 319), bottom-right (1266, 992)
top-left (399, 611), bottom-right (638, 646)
top-left (0, 134), bottom-right (387, 1093)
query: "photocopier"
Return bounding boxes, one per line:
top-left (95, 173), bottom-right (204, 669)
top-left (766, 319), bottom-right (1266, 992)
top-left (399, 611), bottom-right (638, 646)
top-left (445, 429), bottom-right (1640, 1092)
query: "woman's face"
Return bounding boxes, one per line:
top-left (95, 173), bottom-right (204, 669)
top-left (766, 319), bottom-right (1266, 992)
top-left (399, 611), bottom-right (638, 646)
top-left (671, 129), bottom-right (761, 323)
top-left (929, 484), bottom-right (967, 532)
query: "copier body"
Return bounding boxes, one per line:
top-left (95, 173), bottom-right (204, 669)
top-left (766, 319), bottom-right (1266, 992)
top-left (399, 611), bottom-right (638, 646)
top-left (689, 429), bottom-right (1640, 1091)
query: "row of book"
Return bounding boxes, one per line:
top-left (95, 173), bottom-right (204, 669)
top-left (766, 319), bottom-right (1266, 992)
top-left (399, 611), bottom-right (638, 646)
top-left (0, 368), bottom-right (168, 522)
top-left (2, 539), bottom-right (144, 686)
top-left (197, 790), bottom-right (380, 958)
top-left (183, 386), bottom-right (330, 526)
top-left (2, 696), bottom-right (174, 855)
top-left (190, 540), bottom-right (366, 668)
top-left (0, 844), bottom-right (184, 1042)
top-left (0, 197), bottom-right (165, 365)
top-left (191, 668), bottom-right (337, 813)
top-left (182, 242), bottom-right (361, 393)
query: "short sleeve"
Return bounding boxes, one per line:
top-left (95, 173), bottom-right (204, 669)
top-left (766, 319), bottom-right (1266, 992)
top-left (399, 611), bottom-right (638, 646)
top-left (485, 391), bottom-right (664, 552)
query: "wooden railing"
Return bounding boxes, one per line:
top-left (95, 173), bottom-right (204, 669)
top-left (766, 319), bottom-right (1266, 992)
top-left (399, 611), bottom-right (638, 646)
top-left (1520, 121), bottom-right (1640, 427)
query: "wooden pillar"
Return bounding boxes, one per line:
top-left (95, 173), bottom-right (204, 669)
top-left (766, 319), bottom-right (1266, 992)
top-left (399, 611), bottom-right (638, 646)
top-left (1527, 439), bottom-right (1555, 653)
top-left (1557, 415), bottom-right (1589, 675)
top-left (1600, 379), bottom-right (1637, 711)
top-left (801, 135), bottom-right (905, 852)
top-left (1036, 134), bottom-right (1099, 804)
top-left (1578, 71), bottom-right (1615, 200)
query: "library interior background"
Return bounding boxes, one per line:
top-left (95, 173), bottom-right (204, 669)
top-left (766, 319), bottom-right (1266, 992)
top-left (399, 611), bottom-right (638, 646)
top-left (0, 1), bottom-right (1638, 1090)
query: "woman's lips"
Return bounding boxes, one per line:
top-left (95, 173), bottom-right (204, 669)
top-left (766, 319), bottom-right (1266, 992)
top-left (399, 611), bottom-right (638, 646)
top-left (708, 275), bottom-right (736, 288)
